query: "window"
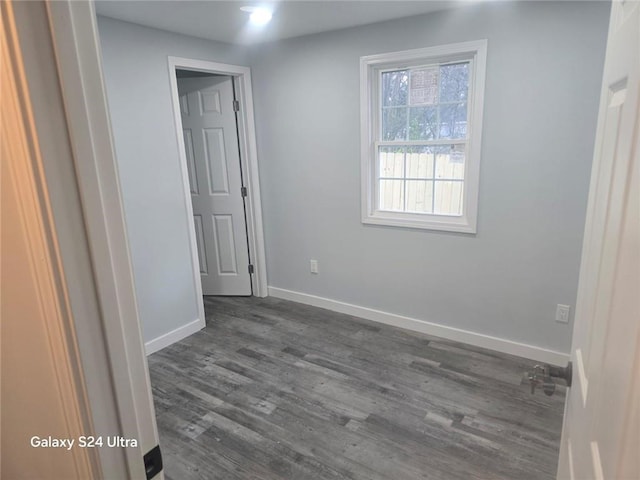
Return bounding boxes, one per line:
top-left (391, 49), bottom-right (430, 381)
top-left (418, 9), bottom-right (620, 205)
top-left (360, 41), bottom-right (487, 233)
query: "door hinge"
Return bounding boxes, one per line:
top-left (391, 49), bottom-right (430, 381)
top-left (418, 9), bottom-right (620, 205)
top-left (241, 186), bottom-right (248, 197)
top-left (143, 444), bottom-right (163, 479)
top-left (233, 100), bottom-right (240, 112)
top-left (248, 264), bottom-right (254, 274)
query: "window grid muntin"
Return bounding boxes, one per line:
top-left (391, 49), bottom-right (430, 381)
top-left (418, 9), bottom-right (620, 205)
top-left (375, 60), bottom-right (471, 217)
top-left (378, 61), bottom-right (470, 143)
top-left (375, 142), bottom-right (468, 217)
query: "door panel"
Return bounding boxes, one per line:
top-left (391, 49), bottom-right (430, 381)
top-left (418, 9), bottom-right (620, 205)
top-left (193, 214), bottom-right (208, 274)
top-left (203, 127), bottom-right (230, 194)
top-left (178, 75), bottom-right (251, 295)
top-left (213, 214), bottom-right (238, 274)
top-left (199, 89), bottom-right (221, 113)
top-left (557, 2), bottom-right (639, 479)
top-left (183, 129), bottom-right (198, 194)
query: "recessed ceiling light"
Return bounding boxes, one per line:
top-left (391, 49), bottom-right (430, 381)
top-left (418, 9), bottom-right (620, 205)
top-left (240, 6), bottom-right (272, 26)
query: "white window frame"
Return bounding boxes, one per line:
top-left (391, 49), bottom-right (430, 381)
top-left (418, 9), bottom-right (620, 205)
top-left (360, 40), bottom-right (487, 233)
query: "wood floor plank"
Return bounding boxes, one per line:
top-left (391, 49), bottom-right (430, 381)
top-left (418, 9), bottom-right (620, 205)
top-left (149, 296), bottom-right (565, 480)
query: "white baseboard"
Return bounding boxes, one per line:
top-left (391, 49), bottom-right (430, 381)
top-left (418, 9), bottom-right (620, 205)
top-left (268, 286), bottom-right (569, 366)
top-left (144, 317), bottom-right (205, 355)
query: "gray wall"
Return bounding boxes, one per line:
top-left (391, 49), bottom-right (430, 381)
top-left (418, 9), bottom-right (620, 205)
top-left (97, 17), bottom-right (248, 342)
top-left (249, 1), bottom-right (609, 353)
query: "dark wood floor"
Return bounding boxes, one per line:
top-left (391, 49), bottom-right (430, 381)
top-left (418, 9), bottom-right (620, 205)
top-left (148, 296), bottom-right (565, 480)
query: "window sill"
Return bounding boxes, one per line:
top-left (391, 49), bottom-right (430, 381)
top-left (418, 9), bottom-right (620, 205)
top-left (362, 211), bottom-right (477, 234)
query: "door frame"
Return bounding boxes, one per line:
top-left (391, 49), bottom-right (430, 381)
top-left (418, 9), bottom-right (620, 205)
top-left (27, 0), bottom-right (161, 477)
top-left (168, 57), bottom-right (268, 304)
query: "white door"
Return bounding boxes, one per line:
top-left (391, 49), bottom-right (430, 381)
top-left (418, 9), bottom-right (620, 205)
top-left (178, 75), bottom-right (252, 296)
top-left (557, 1), bottom-right (639, 479)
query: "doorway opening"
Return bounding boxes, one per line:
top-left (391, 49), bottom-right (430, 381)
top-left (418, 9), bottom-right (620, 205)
top-left (167, 58), bottom-right (268, 322)
top-left (176, 70), bottom-right (252, 296)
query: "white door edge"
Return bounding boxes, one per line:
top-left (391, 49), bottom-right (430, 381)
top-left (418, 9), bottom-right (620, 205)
top-left (46, 1), bottom-right (162, 477)
top-left (556, 2), bottom-right (640, 479)
top-left (167, 56), bottom-right (269, 302)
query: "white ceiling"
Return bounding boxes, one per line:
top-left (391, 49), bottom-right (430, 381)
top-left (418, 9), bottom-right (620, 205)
top-left (94, 1), bottom-right (467, 45)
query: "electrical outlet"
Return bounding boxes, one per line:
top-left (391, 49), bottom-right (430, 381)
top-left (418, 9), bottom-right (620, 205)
top-left (555, 304), bottom-right (571, 324)
top-left (310, 259), bottom-right (319, 274)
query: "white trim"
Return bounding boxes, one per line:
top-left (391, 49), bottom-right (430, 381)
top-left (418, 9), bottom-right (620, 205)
top-left (360, 40), bottom-right (487, 234)
top-left (144, 318), bottom-right (205, 355)
top-left (362, 211), bottom-right (477, 233)
top-left (268, 286), bottom-right (569, 366)
top-left (167, 57), bottom-right (268, 302)
top-left (44, 2), bottom-right (159, 477)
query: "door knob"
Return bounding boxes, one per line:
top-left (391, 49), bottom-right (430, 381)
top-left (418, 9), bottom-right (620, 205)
top-left (547, 362), bottom-right (572, 387)
top-left (526, 362), bottom-right (572, 395)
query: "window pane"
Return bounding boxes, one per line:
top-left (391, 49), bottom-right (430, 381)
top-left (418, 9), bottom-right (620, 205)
top-left (382, 108), bottom-right (407, 140)
top-left (409, 67), bottom-right (438, 105)
top-left (409, 106), bottom-right (437, 140)
top-left (435, 145), bottom-right (465, 179)
top-left (382, 70), bottom-right (408, 106)
top-left (439, 103), bottom-right (467, 139)
top-left (440, 63), bottom-right (469, 103)
top-left (379, 180), bottom-right (404, 211)
top-left (406, 180), bottom-right (434, 214)
top-left (365, 46), bottom-right (485, 231)
top-left (379, 146), bottom-right (404, 178)
top-left (406, 146), bottom-right (434, 179)
top-left (434, 181), bottom-right (464, 216)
